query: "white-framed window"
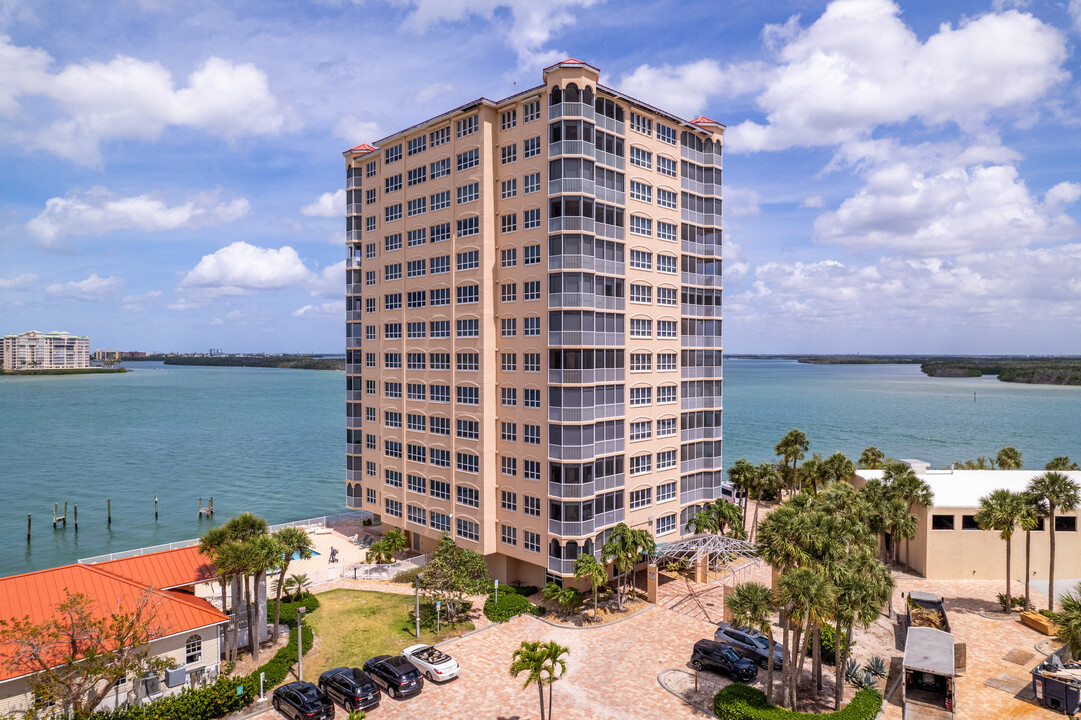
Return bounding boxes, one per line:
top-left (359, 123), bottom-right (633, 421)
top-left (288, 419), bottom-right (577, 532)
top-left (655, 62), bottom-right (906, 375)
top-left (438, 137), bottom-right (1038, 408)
top-left (385, 204), bottom-right (402, 222)
top-left (629, 421), bottom-right (652, 441)
top-left (524, 352), bottom-right (541, 371)
top-left (385, 469), bottom-right (402, 487)
top-left (185, 634), bottom-right (203, 664)
top-left (524, 388), bottom-right (541, 407)
top-left (457, 518), bottom-right (479, 542)
top-left (630, 454), bottom-right (652, 475)
top-left (501, 318), bottom-right (517, 337)
top-left (457, 318), bottom-right (479, 337)
top-left (501, 178), bottom-right (517, 199)
top-left (457, 148), bottom-right (479, 171)
top-left (501, 352), bottom-right (517, 371)
top-left (657, 449), bottom-right (677, 469)
top-left (630, 318), bottom-right (652, 338)
top-left (430, 126), bottom-right (450, 147)
top-left (431, 158), bottom-right (450, 178)
top-left (658, 287), bottom-right (677, 306)
top-left (524, 460), bottom-right (541, 480)
top-left (385, 233), bottom-right (402, 252)
top-left (501, 421), bottom-right (517, 441)
top-left (407, 505), bottom-right (426, 526)
top-left (524, 172), bottom-right (541, 194)
top-left (431, 511), bottom-right (451, 532)
top-left (457, 419), bottom-right (479, 439)
top-left (430, 289), bottom-right (450, 307)
top-left (408, 135), bottom-right (427, 156)
top-left (430, 255), bottom-right (450, 274)
top-left (501, 524), bottom-right (517, 546)
top-left (384, 144), bottom-right (402, 164)
top-left (524, 245), bottom-right (541, 264)
top-left (457, 217), bottom-right (479, 237)
top-left (658, 255), bottom-right (678, 274)
top-left (524, 100), bottom-right (541, 123)
top-left (457, 485), bottom-right (480, 507)
top-left (501, 387), bottom-right (517, 406)
top-left (456, 352), bottom-right (479, 371)
top-left (658, 156), bottom-right (677, 177)
top-left (524, 281), bottom-right (541, 301)
top-left (501, 490), bottom-right (517, 511)
top-left (407, 413), bottom-right (426, 431)
top-left (524, 208), bottom-right (541, 229)
top-left (630, 181), bottom-right (652, 203)
top-left (630, 284), bottom-right (652, 304)
top-left (657, 418), bottom-right (677, 437)
top-left (524, 495), bottom-right (541, 516)
top-left (457, 452), bottom-right (479, 473)
top-left (431, 222), bottom-right (451, 242)
top-left (366, 161), bottom-right (377, 177)
top-left (501, 283), bottom-right (517, 303)
top-left (385, 174), bottom-right (402, 193)
top-left (430, 351), bottom-right (450, 367)
top-left (523, 424), bottom-right (540, 444)
top-left (456, 516), bottom-right (477, 538)
top-left (630, 216), bottom-right (652, 237)
top-left (408, 229), bottom-right (426, 247)
top-left (658, 320), bottom-right (678, 338)
top-left (430, 190), bottom-right (450, 210)
top-left (657, 481), bottom-right (677, 502)
top-left (657, 189), bottom-right (677, 209)
top-left (501, 109), bottom-right (517, 131)
top-left (366, 216), bottom-right (376, 232)
top-left (629, 488), bottom-right (652, 509)
top-left (430, 386), bottom-right (450, 404)
top-left (630, 249), bottom-right (652, 270)
top-left (524, 137), bottom-right (541, 158)
top-left (457, 285), bottom-right (479, 304)
top-left (456, 385), bottom-right (479, 405)
top-left (501, 213), bottom-right (517, 233)
top-left (456, 115), bottom-right (478, 138)
top-left (630, 386), bottom-right (652, 406)
top-left (630, 112), bottom-right (652, 135)
top-left (457, 182), bottom-right (479, 204)
top-left (524, 317), bottom-right (540, 336)
top-left (431, 480), bottom-right (451, 500)
top-left (630, 353), bottom-right (652, 371)
top-left (630, 147), bottom-right (652, 169)
top-left (524, 530), bottom-right (540, 552)
top-left (657, 124), bottom-right (677, 145)
top-left (658, 221), bottom-right (677, 242)
top-left (656, 513), bottom-right (676, 535)
top-left (502, 456), bottom-right (517, 476)
top-left (657, 385), bottom-right (677, 404)
top-left (501, 144), bottom-right (517, 164)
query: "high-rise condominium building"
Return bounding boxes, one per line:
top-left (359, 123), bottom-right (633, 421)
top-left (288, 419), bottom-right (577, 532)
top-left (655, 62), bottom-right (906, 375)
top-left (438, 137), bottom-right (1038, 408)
top-left (344, 60), bottom-right (725, 586)
top-left (2, 331), bottom-right (90, 371)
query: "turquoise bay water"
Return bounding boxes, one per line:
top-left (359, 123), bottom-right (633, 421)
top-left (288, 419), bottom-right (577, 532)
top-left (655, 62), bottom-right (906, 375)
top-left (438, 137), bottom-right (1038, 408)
top-left (1, 359), bottom-right (1079, 577)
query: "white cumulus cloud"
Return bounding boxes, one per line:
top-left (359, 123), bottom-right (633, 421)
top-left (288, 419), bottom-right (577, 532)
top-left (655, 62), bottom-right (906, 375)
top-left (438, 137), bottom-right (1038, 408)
top-left (26, 187), bottom-right (250, 246)
top-left (293, 301), bottom-right (345, 317)
top-left (302, 189), bottom-right (346, 218)
top-left (181, 242), bottom-right (313, 294)
top-left (726, 0), bottom-right (1069, 153)
top-left (334, 114), bottom-right (381, 146)
top-left (0, 35), bottom-right (289, 164)
top-left (45, 273), bottom-right (124, 301)
top-left (618, 58), bottom-right (772, 120)
top-left (0, 272), bottom-right (38, 289)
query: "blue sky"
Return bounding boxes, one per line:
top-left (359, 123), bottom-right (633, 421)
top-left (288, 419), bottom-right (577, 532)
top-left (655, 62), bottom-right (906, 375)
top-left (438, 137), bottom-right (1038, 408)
top-left (2, 0), bottom-right (1080, 354)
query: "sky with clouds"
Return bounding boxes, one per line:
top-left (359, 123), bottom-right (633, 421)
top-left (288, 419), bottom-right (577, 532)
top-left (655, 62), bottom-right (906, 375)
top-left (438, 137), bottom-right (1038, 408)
top-left (2, 0), bottom-right (1080, 354)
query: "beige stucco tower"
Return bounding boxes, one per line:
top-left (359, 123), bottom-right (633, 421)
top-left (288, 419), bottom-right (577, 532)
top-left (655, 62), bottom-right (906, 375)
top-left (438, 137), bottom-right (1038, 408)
top-left (344, 60), bottom-right (726, 586)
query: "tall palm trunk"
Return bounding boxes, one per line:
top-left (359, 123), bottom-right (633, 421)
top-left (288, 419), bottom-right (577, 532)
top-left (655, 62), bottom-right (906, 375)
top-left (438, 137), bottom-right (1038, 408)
top-left (273, 557), bottom-right (292, 643)
top-left (1024, 530), bottom-right (1032, 611)
top-left (766, 630), bottom-right (776, 705)
top-left (1004, 535), bottom-right (1013, 610)
top-left (751, 502), bottom-right (761, 542)
top-left (812, 624), bottom-right (822, 696)
top-left (244, 574), bottom-right (258, 661)
top-left (592, 585), bottom-right (598, 620)
top-left (536, 681), bottom-right (545, 720)
top-left (548, 676), bottom-right (554, 720)
top-left (791, 618), bottom-right (808, 709)
top-left (1048, 505), bottom-right (1058, 610)
top-left (219, 579), bottom-right (231, 661)
top-left (833, 618), bottom-right (844, 711)
top-left (780, 611), bottom-right (791, 708)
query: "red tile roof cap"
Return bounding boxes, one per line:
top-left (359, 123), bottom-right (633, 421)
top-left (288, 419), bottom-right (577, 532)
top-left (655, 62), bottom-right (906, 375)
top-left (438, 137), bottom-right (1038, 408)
top-left (691, 116), bottom-right (726, 128)
top-left (543, 58), bottom-right (600, 73)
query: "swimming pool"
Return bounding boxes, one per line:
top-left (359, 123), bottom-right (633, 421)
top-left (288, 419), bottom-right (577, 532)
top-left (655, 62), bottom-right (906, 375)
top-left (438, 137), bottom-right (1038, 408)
top-left (292, 549), bottom-right (321, 561)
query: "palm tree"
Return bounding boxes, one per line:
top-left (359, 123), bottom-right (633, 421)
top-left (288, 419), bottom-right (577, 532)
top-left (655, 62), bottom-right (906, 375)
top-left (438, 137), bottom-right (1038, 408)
top-left (1046, 457), bottom-right (1080, 471)
top-left (270, 527), bottom-right (314, 642)
top-left (711, 500), bottom-right (747, 539)
top-left (891, 470), bottom-right (933, 568)
top-left (798, 453), bottom-right (829, 497)
top-left (1028, 471), bottom-right (1081, 610)
top-left (542, 582), bottom-right (583, 615)
top-left (777, 567), bottom-right (833, 710)
top-left (282, 573), bottom-right (312, 601)
top-left (728, 458), bottom-right (757, 526)
top-left (1054, 582), bottom-right (1081, 658)
top-left (684, 508), bottom-right (717, 535)
top-left (366, 539), bottom-right (392, 564)
top-left (198, 526), bottom-right (233, 660)
top-left (601, 523), bottom-right (654, 609)
top-left (997, 446), bottom-right (1023, 470)
top-left (509, 640), bottom-right (568, 720)
top-left (383, 528), bottom-right (409, 559)
top-left (750, 463), bottom-right (781, 541)
top-left (823, 451), bottom-right (856, 485)
top-left (246, 534), bottom-right (284, 661)
top-left (215, 540), bottom-right (250, 661)
top-left (975, 489), bottom-right (1028, 610)
top-left (727, 582), bottom-right (777, 703)
top-left (775, 428), bottom-right (809, 496)
top-left (830, 552), bottom-right (894, 710)
top-left (573, 554), bottom-right (607, 620)
top-left (858, 446), bottom-right (884, 469)
top-left (1021, 492), bottom-right (1046, 611)
top-left (221, 513), bottom-right (269, 658)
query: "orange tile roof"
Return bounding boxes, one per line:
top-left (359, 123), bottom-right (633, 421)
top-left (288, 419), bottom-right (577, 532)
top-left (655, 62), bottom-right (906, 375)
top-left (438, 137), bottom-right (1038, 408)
top-left (690, 115), bottom-right (726, 128)
top-left (0, 563), bottom-right (227, 682)
top-left (543, 58), bottom-right (600, 73)
top-left (93, 546), bottom-right (216, 589)
top-left (345, 142), bottom-right (377, 156)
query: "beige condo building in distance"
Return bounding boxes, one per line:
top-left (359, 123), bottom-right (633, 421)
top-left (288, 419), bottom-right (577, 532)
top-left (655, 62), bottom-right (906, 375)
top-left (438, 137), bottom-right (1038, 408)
top-left (343, 60), bottom-right (728, 586)
top-left (1, 330), bottom-right (90, 371)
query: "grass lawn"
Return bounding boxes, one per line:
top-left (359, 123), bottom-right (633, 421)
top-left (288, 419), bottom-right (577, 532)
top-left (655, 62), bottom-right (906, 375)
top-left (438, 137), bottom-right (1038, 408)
top-left (304, 590), bottom-right (474, 678)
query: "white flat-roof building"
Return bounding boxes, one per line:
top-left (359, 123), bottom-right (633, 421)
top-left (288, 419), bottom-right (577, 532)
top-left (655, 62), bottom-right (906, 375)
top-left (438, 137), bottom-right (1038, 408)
top-left (852, 464), bottom-right (1081, 582)
top-left (1, 331), bottom-right (90, 371)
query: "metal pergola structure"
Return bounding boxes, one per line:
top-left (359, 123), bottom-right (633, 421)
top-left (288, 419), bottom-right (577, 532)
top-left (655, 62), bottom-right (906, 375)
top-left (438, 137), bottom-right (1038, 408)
top-left (651, 533), bottom-right (762, 584)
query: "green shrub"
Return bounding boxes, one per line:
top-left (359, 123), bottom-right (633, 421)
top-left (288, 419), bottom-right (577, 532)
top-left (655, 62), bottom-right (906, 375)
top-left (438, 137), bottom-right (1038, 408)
top-left (484, 592), bottom-right (543, 623)
top-left (997, 593), bottom-right (1028, 612)
top-left (1039, 609), bottom-right (1057, 619)
top-left (817, 624), bottom-right (854, 664)
top-left (712, 684), bottom-right (882, 720)
top-left (392, 567), bottom-right (423, 584)
top-left (274, 592), bottom-right (320, 622)
top-left (411, 600), bottom-right (472, 631)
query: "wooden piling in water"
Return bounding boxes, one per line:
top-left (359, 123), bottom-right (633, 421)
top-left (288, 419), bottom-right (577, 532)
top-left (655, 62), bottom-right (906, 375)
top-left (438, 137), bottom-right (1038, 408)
top-left (74, 504), bottom-right (78, 531)
top-left (27, 513), bottom-right (31, 542)
top-left (107, 499), bottom-right (112, 526)
top-left (209, 496), bottom-right (214, 515)
top-left (155, 494), bottom-right (158, 520)
top-left (63, 502), bottom-right (68, 527)
top-left (53, 502), bottom-right (58, 528)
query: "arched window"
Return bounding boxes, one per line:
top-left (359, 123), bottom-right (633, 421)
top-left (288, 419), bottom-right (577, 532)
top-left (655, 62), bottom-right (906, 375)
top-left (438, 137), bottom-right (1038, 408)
top-left (582, 85), bottom-right (594, 105)
top-left (185, 634), bottom-right (202, 664)
top-left (565, 83), bottom-right (580, 103)
top-left (550, 86), bottom-right (562, 105)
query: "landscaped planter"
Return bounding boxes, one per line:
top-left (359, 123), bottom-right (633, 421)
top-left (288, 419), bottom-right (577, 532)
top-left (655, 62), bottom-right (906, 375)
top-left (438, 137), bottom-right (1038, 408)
top-left (1021, 611), bottom-right (1058, 636)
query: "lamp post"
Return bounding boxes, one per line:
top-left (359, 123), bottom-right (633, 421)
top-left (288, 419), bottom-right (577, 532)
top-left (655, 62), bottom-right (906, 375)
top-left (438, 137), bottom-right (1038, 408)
top-left (297, 607), bottom-right (307, 681)
top-left (415, 574), bottom-right (423, 639)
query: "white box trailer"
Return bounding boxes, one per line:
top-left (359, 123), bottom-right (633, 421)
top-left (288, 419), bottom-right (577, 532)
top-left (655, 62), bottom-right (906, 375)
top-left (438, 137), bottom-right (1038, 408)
top-left (903, 627), bottom-right (956, 719)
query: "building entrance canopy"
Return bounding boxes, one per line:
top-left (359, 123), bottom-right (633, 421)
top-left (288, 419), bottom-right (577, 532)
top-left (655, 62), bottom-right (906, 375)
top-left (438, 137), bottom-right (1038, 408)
top-left (652, 533), bottom-right (759, 579)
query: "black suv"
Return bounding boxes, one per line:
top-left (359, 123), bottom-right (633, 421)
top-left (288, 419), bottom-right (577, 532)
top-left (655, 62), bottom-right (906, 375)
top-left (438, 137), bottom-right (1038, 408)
top-left (691, 640), bottom-right (759, 682)
top-left (362, 654), bottom-right (424, 698)
top-left (318, 666), bottom-right (381, 712)
top-left (714, 623), bottom-right (783, 670)
top-left (271, 681), bottom-right (334, 720)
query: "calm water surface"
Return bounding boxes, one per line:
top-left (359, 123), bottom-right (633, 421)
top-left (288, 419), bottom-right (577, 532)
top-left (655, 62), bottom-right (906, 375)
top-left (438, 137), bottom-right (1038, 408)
top-left (1, 359), bottom-right (1079, 576)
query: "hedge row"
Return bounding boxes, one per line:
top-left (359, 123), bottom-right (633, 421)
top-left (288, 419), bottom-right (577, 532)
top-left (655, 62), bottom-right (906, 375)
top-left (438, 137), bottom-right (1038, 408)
top-left (713, 684), bottom-right (882, 720)
top-left (483, 592), bottom-right (545, 623)
top-left (87, 594), bottom-right (319, 720)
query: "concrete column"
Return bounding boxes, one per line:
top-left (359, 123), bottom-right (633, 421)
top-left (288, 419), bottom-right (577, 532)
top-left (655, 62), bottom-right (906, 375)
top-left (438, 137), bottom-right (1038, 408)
top-left (695, 554), bottom-right (708, 584)
top-left (647, 563), bottom-right (658, 603)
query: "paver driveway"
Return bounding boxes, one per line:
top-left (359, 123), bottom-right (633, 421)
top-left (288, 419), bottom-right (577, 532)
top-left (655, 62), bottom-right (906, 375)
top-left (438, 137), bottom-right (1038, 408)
top-left (246, 606), bottom-right (720, 720)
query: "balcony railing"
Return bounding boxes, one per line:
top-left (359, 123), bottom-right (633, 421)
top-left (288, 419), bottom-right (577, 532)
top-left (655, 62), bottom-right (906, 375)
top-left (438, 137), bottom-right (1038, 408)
top-left (548, 140), bottom-right (596, 159)
top-left (680, 178), bottom-right (722, 198)
top-left (547, 437), bottom-right (624, 461)
top-left (547, 254), bottom-right (624, 276)
top-left (346, 283), bottom-right (363, 296)
top-left (547, 402), bottom-right (623, 423)
top-left (680, 366), bottom-right (723, 380)
top-left (548, 216), bottom-right (595, 233)
top-left (680, 273), bottom-right (722, 288)
top-left (547, 293), bottom-right (624, 312)
top-left (347, 229), bottom-right (363, 242)
top-left (347, 175), bottom-right (363, 190)
top-left (547, 331), bottom-right (625, 347)
top-left (680, 145), bottom-right (723, 168)
top-left (347, 203), bottom-right (363, 215)
top-left (548, 102), bottom-right (595, 121)
top-left (681, 208), bottom-right (722, 228)
top-left (680, 304), bottom-right (721, 318)
top-left (594, 149), bottom-right (624, 170)
top-left (681, 336), bottom-right (723, 349)
top-left (594, 222), bottom-right (624, 240)
top-left (346, 443), bottom-right (364, 455)
top-left (593, 186), bottom-right (624, 205)
top-left (547, 368), bottom-right (624, 385)
top-left (681, 239), bottom-right (720, 257)
top-left (548, 178), bottom-right (595, 196)
top-left (594, 115), bottom-right (624, 136)
top-left (346, 257), bottom-right (362, 269)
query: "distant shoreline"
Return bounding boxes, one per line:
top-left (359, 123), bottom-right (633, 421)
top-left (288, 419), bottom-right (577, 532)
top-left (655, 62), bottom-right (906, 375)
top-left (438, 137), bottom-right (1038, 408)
top-left (726, 355), bottom-right (1081, 386)
top-left (1, 367), bottom-right (129, 376)
top-left (142, 354), bottom-right (345, 371)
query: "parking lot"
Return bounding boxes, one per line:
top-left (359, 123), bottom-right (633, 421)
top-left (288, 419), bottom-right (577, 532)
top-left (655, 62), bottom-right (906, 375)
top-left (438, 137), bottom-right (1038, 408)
top-left (246, 605), bottom-right (720, 720)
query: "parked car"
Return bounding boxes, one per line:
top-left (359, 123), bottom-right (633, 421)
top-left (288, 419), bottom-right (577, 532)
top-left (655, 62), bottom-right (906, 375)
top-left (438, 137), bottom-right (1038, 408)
top-left (271, 681), bottom-right (334, 720)
top-left (403, 643), bottom-right (460, 682)
top-left (691, 639), bottom-right (759, 682)
top-left (318, 666), bottom-right (381, 712)
top-left (362, 654), bottom-right (424, 698)
top-left (714, 622), bottom-right (783, 670)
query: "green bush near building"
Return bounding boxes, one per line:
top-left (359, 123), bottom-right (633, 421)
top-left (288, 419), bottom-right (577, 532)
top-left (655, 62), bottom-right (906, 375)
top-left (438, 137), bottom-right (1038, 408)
top-left (713, 684), bottom-right (882, 720)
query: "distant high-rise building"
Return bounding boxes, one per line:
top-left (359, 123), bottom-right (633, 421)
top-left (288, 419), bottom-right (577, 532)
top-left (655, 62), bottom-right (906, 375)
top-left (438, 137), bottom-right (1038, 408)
top-left (2, 331), bottom-right (90, 371)
top-left (343, 60), bottom-right (726, 586)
